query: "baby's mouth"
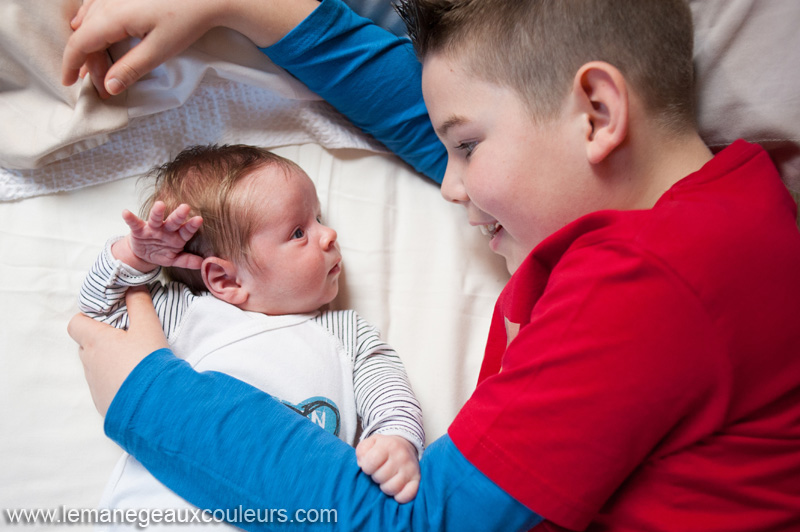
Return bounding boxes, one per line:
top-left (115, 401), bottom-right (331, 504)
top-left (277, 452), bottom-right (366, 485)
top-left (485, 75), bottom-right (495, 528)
top-left (479, 223), bottom-right (502, 238)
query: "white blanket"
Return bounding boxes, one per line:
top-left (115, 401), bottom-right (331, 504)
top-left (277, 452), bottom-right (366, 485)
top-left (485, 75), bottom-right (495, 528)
top-left (0, 2), bottom-right (384, 201)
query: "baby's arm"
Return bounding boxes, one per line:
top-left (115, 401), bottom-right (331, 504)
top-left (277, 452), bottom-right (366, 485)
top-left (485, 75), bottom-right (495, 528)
top-left (79, 203), bottom-right (202, 329)
top-left (348, 313), bottom-right (425, 503)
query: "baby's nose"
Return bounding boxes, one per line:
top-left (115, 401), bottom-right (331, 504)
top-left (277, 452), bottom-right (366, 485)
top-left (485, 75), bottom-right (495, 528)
top-left (321, 226), bottom-right (337, 249)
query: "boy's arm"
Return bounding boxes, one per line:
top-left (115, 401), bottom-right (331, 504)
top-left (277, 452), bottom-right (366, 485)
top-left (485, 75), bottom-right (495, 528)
top-left (62, 0), bottom-right (446, 182)
top-left (262, 0), bottom-right (447, 181)
top-left (104, 348), bottom-right (544, 531)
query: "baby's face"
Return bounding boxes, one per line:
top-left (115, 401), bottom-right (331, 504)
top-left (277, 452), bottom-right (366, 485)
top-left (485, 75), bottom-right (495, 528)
top-left (235, 166), bottom-right (342, 315)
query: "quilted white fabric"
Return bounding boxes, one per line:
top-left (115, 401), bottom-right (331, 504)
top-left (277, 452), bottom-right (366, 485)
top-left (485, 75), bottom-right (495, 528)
top-left (0, 77), bottom-right (385, 200)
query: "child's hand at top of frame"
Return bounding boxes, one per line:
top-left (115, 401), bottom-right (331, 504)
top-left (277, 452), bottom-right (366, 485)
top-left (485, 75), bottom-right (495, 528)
top-left (356, 434), bottom-right (421, 503)
top-left (110, 202), bottom-right (203, 273)
top-left (62, 0), bottom-right (319, 99)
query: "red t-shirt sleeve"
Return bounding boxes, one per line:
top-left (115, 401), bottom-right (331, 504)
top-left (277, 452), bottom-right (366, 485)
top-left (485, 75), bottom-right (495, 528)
top-left (449, 240), bottom-right (729, 530)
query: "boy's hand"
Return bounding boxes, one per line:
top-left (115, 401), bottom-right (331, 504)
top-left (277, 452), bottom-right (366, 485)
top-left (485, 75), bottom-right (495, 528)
top-left (68, 287), bottom-right (169, 416)
top-left (115, 202), bottom-right (203, 272)
top-left (356, 434), bottom-right (421, 503)
top-left (62, 0), bottom-right (319, 98)
top-left (62, 0), bottom-right (218, 97)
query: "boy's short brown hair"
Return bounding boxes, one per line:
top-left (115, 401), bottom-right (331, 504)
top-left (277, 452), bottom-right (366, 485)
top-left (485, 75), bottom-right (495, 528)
top-left (140, 144), bottom-right (302, 292)
top-left (397, 0), bottom-right (697, 134)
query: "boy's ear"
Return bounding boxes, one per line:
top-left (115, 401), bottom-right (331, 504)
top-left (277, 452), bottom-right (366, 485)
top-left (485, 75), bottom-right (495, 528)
top-left (201, 257), bottom-right (249, 306)
top-left (572, 61), bottom-right (629, 164)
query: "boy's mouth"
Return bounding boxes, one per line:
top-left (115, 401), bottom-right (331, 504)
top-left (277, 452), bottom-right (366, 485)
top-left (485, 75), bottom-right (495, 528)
top-left (479, 223), bottom-right (502, 238)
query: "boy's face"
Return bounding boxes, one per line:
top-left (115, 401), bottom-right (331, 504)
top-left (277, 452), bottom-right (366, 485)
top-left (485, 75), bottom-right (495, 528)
top-left (235, 167), bottom-right (342, 315)
top-left (422, 53), bottom-right (594, 273)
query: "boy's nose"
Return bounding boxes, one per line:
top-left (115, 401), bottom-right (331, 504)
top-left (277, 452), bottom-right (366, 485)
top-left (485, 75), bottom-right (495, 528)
top-left (440, 164), bottom-right (469, 205)
top-left (321, 225), bottom-right (338, 250)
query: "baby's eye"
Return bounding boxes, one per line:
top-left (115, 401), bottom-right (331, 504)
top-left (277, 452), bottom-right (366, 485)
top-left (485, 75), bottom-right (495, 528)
top-left (316, 215), bottom-right (323, 224)
top-left (456, 141), bottom-right (478, 158)
top-left (292, 228), bottom-right (305, 239)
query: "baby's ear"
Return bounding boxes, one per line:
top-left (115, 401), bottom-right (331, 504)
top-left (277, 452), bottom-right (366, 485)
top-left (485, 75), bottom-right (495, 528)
top-left (201, 257), bottom-right (248, 306)
top-left (572, 61), bottom-right (629, 164)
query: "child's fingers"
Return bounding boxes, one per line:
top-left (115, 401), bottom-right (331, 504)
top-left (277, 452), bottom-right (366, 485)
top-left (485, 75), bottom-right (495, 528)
top-left (172, 252), bottom-right (204, 271)
top-left (69, 0), bottom-right (92, 30)
top-left (355, 438), bottom-right (384, 475)
top-left (146, 201), bottom-right (167, 228)
top-left (178, 216), bottom-right (203, 241)
top-left (373, 462), bottom-right (420, 501)
top-left (374, 467), bottom-right (403, 494)
top-left (393, 478), bottom-right (420, 504)
top-left (83, 51), bottom-right (113, 99)
top-left (355, 436), bottom-right (378, 461)
top-left (121, 209), bottom-right (145, 232)
top-left (162, 204), bottom-right (193, 232)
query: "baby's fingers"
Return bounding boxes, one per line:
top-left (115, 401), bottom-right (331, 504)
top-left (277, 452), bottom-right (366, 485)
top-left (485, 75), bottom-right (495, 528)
top-left (121, 209), bottom-right (146, 232)
top-left (171, 251), bottom-right (204, 271)
top-left (161, 204), bottom-right (198, 232)
top-left (146, 201), bottom-right (168, 228)
top-left (367, 461), bottom-right (420, 502)
top-left (355, 437), bottom-right (383, 475)
top-left (178, 216), bottom-right (203, 241)
top-left (393, 478), bottom-right (420, 504)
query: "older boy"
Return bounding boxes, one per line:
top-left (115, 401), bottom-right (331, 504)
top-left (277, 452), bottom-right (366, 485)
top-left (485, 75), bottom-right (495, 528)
top-left (65, 1), bottom-right (800, 530)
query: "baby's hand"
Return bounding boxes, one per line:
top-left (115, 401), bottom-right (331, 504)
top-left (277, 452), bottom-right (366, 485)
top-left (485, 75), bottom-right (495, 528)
top-left (116, 202), bottom-right (203, 271)
top-left (355, 434), bottom-right (420, 503)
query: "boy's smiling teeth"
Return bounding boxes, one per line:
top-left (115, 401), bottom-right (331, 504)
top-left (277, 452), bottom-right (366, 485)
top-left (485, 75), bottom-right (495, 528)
top-left (479, 223), bottom-right (501, 238)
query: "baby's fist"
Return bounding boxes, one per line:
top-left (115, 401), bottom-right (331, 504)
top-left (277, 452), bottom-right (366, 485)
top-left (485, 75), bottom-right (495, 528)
top-left (356, 434), bottom-right (420, 503)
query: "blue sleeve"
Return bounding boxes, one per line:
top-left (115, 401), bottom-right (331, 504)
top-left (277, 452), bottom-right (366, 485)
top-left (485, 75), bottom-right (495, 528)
top-left (262, 0), bottom-right (447, 183)
top-left (105, 349), bottom-right (543, 531)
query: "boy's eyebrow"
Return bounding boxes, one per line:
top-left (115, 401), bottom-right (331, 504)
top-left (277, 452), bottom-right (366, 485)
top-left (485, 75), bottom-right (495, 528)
top-left (436, 115), bottom-right (468, 137)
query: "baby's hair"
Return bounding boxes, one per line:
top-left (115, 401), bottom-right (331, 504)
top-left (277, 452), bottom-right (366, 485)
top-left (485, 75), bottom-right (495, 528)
top-left (396, 0), bottom-right (697, 134)
top-left (140, 144), bottom-right (303, 292)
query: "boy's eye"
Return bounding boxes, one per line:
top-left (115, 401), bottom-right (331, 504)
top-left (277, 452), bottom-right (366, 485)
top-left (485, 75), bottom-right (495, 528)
top-left (456, 141), bottom-right (477, 158)
top-left (292, 228), bottom-right (305, 239)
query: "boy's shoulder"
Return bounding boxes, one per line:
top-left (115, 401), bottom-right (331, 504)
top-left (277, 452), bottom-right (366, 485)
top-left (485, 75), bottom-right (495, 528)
top-left (527, 140), bottom-right (800, 311)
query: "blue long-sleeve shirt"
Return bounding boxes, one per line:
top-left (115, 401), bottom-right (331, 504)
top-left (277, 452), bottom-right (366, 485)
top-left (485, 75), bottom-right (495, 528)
top-left (107, 349), bottom-right (541, 530)
top-left (262, 0), bottom-right (447, 182)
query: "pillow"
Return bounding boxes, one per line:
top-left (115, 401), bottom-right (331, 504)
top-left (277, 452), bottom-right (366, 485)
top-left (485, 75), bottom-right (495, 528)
top-left (690, 0), bottom-right (800, 193)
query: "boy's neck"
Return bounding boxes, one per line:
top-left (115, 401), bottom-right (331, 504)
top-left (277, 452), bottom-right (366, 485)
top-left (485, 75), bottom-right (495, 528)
top-left (614, 126), bottom-right (713, 211)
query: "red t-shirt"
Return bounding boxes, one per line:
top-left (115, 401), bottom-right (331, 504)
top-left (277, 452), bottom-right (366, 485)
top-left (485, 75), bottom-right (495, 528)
top-left (449, 140), bottom-right (800, 531)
